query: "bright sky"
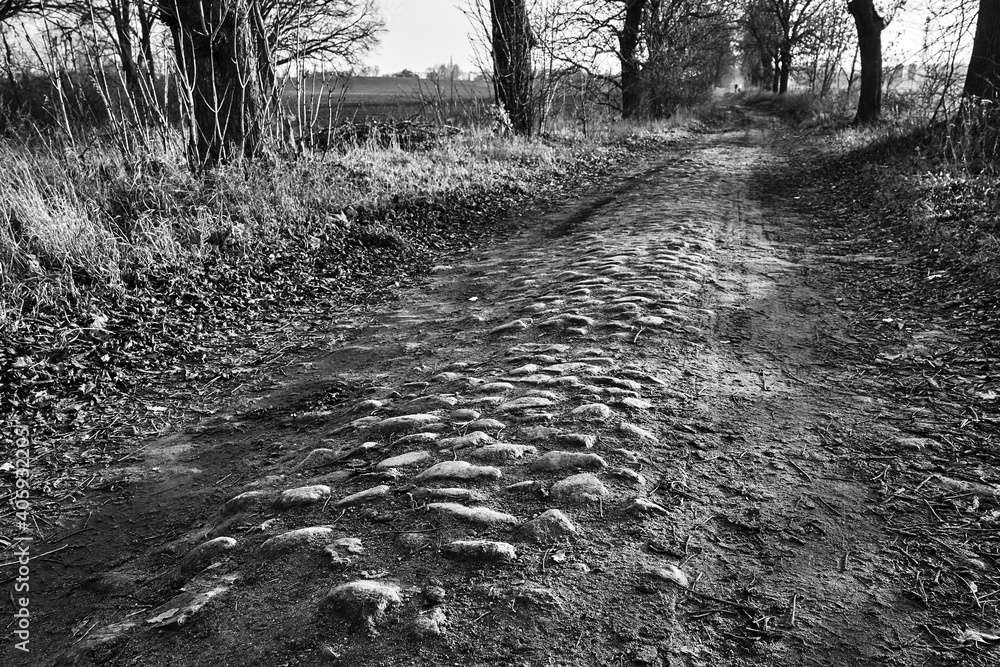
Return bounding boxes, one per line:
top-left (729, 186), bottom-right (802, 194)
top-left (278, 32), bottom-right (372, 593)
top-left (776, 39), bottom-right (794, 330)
top-left (368, 0), bottom-right (480, 75)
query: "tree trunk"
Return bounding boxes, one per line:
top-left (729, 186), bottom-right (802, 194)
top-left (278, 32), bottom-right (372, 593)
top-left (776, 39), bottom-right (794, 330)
top-left (619, 0), bottom-right (645, 119)
top-left (848, 0), bottom-right (885, 124)
top-left (778, 46), bottom-right (791, 93)
top-left (490, 0), bottom-right (534, 135)
top-left (110, 0), bottom-right (148, 119)
top-left (159, 0), bottom-right (270, 167)
top-left (964, 0), bottom-right (1000, 99)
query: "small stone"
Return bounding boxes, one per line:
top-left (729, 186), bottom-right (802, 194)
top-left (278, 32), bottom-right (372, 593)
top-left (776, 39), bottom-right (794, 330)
top-left (423, 584), bottom-right (446, 605)
top-left (411, 487), bottom-right (487, 502)
top-left (415, 461), bottom-right (502, 484)
top-left (350, 416), bottom-right (381, 430)
top-left (437, 431), bottom-right (496, 451)
top-left (516, 509), bottom-right (579, 544)
top-left (223, 490), bottom-right (270, 516)
top-left (470, 444), bottom-right (537, 462)
top-left (521, 426), bottom-right (560, 441)
top-left (529, 451), bottom-right (607, 472)
top-left (450, 408), bottom-right (481, 421)
top-left (410, 607), bottom-right (448, 636)
top-left (428, 503), bottom-right (519, 527)
top-left (321, 581), bottom-right (402, 629)
top-left (591, 376), bottom-right (643, 391)
top-left (296, 449), bottom-right (342, 471)
top-left (499, 396), bottom-right (555, 412)
top-left (556, 433), bottom-right (597, 448)
top-left (610, 468), bottom-right (647, 486)
top-left (508, 343), bottom-right (569, 355)
top-left (490, 319), bottom-right (531, 335)
top-left (551, 474), bottom-right (609, 503)
top-left (614, 448), bottom-right (642, 463)
top-left (644, 564), bottom-right (689, 588)
top-left (442, 540), bottom-right (517, 563)
top-left (331, 537), bottom-right (364, 554)
top-left (180, 537), bottom-right (237, 574)
top-left (636, 316), bottom-right (665, 327)
top-left (374, 414), bottom-right (441, 434)
top-left (565, 327), bottom-right (588, 337)
top-left (434, 372), bottom-right (464, 383)
top-left (476, 382), bottom-right (516, 394)
top-left (353, 398), bottom-right (384, 413)
top-left (508, 364), bottom-right (540, 375)
top-left (619, 397), bottom-right (653, 410)
top-left (395, 532), bottom-right (432, 552)
top-left (465, 418), bottom-right (506, 434)
top-left (571, 403), bottom-right (614, 421)
top-left (275, 485), bottom-right (331, 509)
top-left (259, 526), bottom-right (336, 557)
top-left (377, 451), bottom-right (432, 469)
top-left (630, 498), bottom-right (669, 515)
top-left (336, 485), bottom-right (390, 507)
top-left (618, 422), bottom-right (657, 441)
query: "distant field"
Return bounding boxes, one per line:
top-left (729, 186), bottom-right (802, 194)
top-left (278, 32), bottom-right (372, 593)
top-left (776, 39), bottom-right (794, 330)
top-left (279, 75), bottom-right (495, 126)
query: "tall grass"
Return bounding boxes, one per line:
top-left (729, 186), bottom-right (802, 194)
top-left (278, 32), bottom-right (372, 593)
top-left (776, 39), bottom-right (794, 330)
top-left (0, 122), bottom-right (616, 327)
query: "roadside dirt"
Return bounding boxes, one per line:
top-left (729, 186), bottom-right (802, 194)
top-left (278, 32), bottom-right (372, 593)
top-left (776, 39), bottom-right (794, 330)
top-left (6, 112), bottom-right (998, 667)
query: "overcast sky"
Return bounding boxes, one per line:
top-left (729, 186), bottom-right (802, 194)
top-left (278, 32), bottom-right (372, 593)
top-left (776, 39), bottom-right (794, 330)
top-left (368, 1), bottom-right (480, 75)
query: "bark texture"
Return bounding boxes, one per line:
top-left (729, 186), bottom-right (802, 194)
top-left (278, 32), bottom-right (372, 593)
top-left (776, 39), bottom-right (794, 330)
top-left (847, 0), bottom-right (884, 124)
top-left (160, 0), bottom-right (271, 166)
top-left (490, 0), bottom-right (534, 135)
top-left (619, 0), bottom-right (646, 119)
top-left (965, 0), bottom-right (1000, 99)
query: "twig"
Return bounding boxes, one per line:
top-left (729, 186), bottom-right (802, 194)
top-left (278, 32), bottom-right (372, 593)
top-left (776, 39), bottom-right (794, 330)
top-left (788, 458), bottom-right (813, 483)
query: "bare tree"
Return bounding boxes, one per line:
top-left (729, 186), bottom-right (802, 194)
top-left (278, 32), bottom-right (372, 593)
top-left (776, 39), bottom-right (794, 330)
top-left (848, 0), bottom-right (884, 123)
top-left (158, 0), bottom-right (272, 166)
top-left (964, 0), bottom-right (1000, 99)
top-left (260, 0), bottom-right (383, 69)
top-left (490, 0), bottom-right (534, 134)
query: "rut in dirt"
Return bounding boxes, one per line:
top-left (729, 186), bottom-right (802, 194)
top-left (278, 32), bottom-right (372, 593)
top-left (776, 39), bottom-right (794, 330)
top-left (12, 118), bottom-right (993, 667)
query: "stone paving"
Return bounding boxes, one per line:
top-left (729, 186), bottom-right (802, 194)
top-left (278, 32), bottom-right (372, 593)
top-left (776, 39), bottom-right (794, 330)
top-left (51, 130), bottom-right (905, 667)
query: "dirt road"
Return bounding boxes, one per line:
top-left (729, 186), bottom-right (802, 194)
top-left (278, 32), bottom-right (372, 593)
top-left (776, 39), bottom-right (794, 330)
top-left (10, 117), bottom-right (996, 666)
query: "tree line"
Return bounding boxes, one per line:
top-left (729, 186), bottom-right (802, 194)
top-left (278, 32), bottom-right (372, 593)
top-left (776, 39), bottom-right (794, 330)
top-left (2, 1), bottom-right (1000, 166)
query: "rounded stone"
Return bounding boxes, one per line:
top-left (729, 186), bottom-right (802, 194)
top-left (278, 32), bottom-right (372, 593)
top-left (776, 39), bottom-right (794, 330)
top-left (223, 490), bottom-right (270, 516)
top-left (321, 580), bottom-right (402, 628)
top-left (571, 403), bottom-right (615, 422)
top-left (427, 503), bottom-right (519, 527)
top-left (259, 526), bottom-right (337, 557)
top-left (529, 451), bottom-right (607, 472)
top-left (296, 448), bottom-right (342, 470)
top-left (470, 444), bottom-right (537, 462)
top-left (551, 474), bottom-right (609, 503)
top-left (275, 485), bottom-right (331, 509)
top-left (377, 451), bottom-right (432, 469)
top-left (180, 537), bottom-right (237, 574)
top-left (516, 509), bottom-right (579, 544)
top-left (336, 485), bottom-right (390, 507)
top-left (414, 461), bottom-right (502, 484)
top-left (442, 540), bottom-right (517, 563)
